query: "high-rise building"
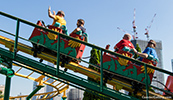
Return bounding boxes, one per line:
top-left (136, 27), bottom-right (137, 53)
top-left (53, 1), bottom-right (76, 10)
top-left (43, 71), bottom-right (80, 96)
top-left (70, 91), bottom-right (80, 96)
top-left (67, 88), bottom-right (84, 100)
top-left (131, 39), bottom-right (164, 94)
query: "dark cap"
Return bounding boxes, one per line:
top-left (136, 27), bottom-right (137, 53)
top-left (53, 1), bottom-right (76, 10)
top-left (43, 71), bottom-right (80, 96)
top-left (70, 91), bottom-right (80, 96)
top-left (78, 19), bottom-right (85, 25)
top-left (57, 10), bottom-right (65, 17)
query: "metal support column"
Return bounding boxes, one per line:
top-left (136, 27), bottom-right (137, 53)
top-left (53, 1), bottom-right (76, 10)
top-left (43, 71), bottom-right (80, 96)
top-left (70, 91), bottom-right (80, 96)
top-left (56, 34), bottom-right (60, 75)
top-left (26, 85), bottom-right (44, 100)
top-left (13, 19), bottom-right (20, 59)
top-left (3, 60), bottom-right (12, 100)
top-left (100, 50), bottom-right (103, 92)
top-left (62, 91), bottom-right (67, 100)
top-left (144, 64), bottom-right (149, 100)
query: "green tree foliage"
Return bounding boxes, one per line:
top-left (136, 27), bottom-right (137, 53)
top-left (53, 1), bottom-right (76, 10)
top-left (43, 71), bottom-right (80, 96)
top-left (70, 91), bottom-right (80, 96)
top-left (134, 43), bottom-right (141, 59)
top-left (0, 90), bottom-right (3, 98)
top-left (83, 48), bottom-right (109, 100)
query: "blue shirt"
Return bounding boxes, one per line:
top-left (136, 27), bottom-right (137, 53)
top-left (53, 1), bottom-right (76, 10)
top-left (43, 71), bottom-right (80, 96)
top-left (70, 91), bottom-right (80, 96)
top-left (139, 47), bottom-right (158, 61)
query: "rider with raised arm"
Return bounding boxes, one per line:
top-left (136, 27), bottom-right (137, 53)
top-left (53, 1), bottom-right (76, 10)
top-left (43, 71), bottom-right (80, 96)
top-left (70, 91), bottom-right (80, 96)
top-left (48, 6), bottom-right (67, 40)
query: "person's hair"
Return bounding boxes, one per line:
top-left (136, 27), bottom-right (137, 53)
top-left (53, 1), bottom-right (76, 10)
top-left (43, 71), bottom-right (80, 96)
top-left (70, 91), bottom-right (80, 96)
top-left (78, 19), bottom-right (85, 25)
top-left (57, 10), bottom-right (65, 17)
top-left (147, 39), bottom-right (156, 48)
top-left (123, 33), bottom-right (131, 41)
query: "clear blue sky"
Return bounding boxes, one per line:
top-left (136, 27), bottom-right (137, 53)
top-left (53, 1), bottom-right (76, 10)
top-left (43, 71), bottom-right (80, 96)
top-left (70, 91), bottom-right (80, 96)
top-left (0, 0), bottom-right (173, 96)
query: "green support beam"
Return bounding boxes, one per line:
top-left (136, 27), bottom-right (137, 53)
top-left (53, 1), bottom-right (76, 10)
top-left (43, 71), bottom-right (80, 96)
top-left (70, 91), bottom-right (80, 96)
top-left (56, 34), bottom-right (60, 75)
top-left (13, 19), bottom-right (20, 59)
top-left (144, 64), bottom-right (149, 100)
top-left (100, 50), bottom-right (103, 92)
top-left (4, 76), bottom-right (12, 100)
top-left (26, 85), bottom-right (44, 100)
top-left (3, 60), bottom-right (13, 100)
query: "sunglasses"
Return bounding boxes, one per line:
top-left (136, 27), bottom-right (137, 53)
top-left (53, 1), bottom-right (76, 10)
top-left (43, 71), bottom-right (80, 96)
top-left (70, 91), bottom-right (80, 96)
top-left (148, 41), bottom-right (155, 47)
top-left (148, 42), bottom-right (154, 44)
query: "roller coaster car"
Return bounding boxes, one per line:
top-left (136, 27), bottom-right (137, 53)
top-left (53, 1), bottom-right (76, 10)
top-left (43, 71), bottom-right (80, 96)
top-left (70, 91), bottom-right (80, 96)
top-left (29, 20), bottom-right (86, 67)
top-left (102, 45), bottom-right (158, 93)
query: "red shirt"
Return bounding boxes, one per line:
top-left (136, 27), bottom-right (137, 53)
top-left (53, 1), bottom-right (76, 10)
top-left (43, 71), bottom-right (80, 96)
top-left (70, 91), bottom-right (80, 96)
top-left (116, 39), bottom-right (135, 50)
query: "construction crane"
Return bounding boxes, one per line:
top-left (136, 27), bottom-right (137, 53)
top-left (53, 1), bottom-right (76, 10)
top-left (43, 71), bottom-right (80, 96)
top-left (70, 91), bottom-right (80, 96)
top-left (132, 8), bottom-right (138, 40)
top-left (117, 8), bottom-right (138, 40)
top-left (144, 14), bottom-right (157, 41)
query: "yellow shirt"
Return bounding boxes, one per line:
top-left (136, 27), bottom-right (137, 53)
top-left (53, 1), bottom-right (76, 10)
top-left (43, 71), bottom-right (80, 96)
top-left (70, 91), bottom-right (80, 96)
top-left (52, 15), bottom-right (66, 26)
top-left (48, 15), bottom-right (66, 40)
